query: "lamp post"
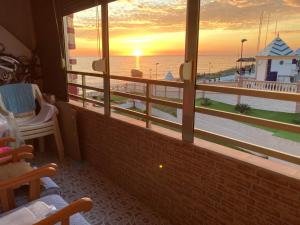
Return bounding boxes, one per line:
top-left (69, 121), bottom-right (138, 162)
top-left (240, 39), bottom-right (247, 75)
top-left (208, 62), bottom-right (212, 75)
top-left (155, 63), bottom-right (159, 80)
top-left (155, 63), bottom-right (159, 96)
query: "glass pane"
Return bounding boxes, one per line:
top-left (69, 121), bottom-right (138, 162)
top-left (63, 6), bottom-right (104, 109)
top-left (108, 0), bottom-right (186, 80)
top-left (196, 0), bottom-right (300, 165)
top-left (109, 0), bottom-right (186, 127)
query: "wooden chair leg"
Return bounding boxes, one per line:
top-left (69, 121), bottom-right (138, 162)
top-left (53, 116), bottom-right (64, 161)
top-left (38, 137), bottom-right (45, 152)
top-left (29, 179), bottom-right (41, 201)
top-left (0, 189), bottom-right (15, 212)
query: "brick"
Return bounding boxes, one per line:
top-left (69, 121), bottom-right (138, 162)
top-left (289, 178), bottom-right (300, 192)
top-left (257, 169), bottom-right (289, 186)
top-left (71, 104), bottom-right (300, 225)
top-left (253, 184), bottom-right (272, 197)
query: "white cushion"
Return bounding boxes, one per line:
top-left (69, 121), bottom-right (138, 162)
top-left (0, 201), bottom-right (55, 225)
top-left (0, 195), bottom-right (90, 225)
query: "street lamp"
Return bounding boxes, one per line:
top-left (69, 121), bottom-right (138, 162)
top-left (240, 39), bottom-right (247, 75)
top-left (155, 63), bottom-right (159, 96)
top-left (155, 63), bottom-right (159, 80)
top-left (208, 62), bottom-right (212, 75)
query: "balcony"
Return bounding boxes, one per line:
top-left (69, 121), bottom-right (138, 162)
top-left (1, 0), bottom-right (300, 224)
top-left (34, 151), bottom-right (171, 224)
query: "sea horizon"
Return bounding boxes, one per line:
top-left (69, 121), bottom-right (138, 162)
top-left (71, 55), bottom-right (241, 79)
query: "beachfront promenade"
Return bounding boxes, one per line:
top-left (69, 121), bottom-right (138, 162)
top-left (108, 80), bottom-right (300, 113)
top-left (122, 101), bottom-right (300, 160)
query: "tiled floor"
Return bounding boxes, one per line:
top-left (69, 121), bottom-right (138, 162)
top-left (34, 152), bottom-right (171, 225)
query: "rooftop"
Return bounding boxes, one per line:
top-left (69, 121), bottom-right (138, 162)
top-left (257, 36), bottom-right (294, 57)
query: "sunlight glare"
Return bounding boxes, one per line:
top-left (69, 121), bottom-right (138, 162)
top-left (133, 49), bottom-right (142, 57)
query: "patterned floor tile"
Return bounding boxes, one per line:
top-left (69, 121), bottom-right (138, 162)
top-left (33, 152), bottom-right (171, 225)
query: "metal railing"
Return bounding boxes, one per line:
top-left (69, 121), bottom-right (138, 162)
top-left (67, 71), bottom-right (183, 130)
top-left (67, 70), bottom-right (300, 165)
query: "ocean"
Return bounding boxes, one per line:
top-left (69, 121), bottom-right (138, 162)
top-left (70, 55), bottom-right (238, 87)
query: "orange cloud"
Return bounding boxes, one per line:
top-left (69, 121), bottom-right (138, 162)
top-left (68, 0), bottom-right (300, 56)
top-left (283, 0), bottom-right (300, 7)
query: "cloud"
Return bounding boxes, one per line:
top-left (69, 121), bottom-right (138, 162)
top-left (279, 29), bottom-right (300, 34)
top-left (107, 0), bottom-right (186, 34)
top-left (222, 0), bottom-right (272, 8)
top-left (73, 0), bottom-right (300, 37)
top-left (200, 0), bottom-right (300, 30)
top-left (283, 0), bottom-right (300, 7)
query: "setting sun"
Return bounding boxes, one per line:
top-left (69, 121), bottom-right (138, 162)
top-left (133, 49), bottom-right (142, 57)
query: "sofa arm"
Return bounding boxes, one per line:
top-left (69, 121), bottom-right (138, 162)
top-left (34, 197), bottom-right (93, 225)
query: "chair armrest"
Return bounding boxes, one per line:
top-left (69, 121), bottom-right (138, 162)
top-left (0, 137), bottom-right (16, 147)
top-left (0, 107), bottom-right (11, 117)
top-left (33, 84), bottom-right (46, 106)
top-left (0, 164), bottom-right (57, 190)
top-left (0, 145), bottom-right (33, 163)
top-left (0, 165), bottom-right (57, 211)
top-left (34, 198), bottom-right (93, 225)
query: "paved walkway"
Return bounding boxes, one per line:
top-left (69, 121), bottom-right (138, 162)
top-left (125, 101), bottom-right (300, 158)
top-left (194, 113), bottom-right (300, 156)
top-left (201, 92), bottom-right (296, 113)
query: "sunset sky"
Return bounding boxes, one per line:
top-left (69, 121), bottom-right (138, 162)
top-left (70, 0), bottom-right (300, 57)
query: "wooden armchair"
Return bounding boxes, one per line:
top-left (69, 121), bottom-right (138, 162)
top-left (0, 143), bottom-right (61, 208)
top-left (34, 197), bottom-right (92, 225)
top-left (0, 144), bottom-right (33, 165)
top-left (0, 164), bottom-right (92, 225)
top-left (0, 164), bottom-right (57, 211)
top-left (0, 137), bottom-right (33, 164)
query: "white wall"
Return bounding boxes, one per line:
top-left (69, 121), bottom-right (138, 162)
top-left (256, 58), bottom-right (297, 82)
top-left (256, 59), bottom-right (267, 81)
top-left (271, 59), bottom-right (297, 83)
top-left (0, 25), bottom-right (31, 58)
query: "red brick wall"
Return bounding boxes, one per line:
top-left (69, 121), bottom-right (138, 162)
top-left (72, 104), bottom-right (300, 225)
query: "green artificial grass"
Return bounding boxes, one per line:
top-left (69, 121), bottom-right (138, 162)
top-left (195, 98), bottom-right (300, 143)
top-left (152, 104), bottom-right (177, 117)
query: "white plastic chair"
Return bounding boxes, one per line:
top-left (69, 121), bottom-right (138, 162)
top-left (0, 84), bottom-right (64, 160)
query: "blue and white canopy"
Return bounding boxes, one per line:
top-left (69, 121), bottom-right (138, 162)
top-left (257, 37), bottom-right (294, 56)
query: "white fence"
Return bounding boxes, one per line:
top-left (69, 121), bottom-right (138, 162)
top-left (87, 80), bottom-right (300, 113)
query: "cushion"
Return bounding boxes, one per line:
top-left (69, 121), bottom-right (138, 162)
top-left (15, 176), bottom-right (61, 207)
top-left (0, 161), bottom-right (33, 181)
top-left (0, 83), bottom-right (36, 114)
top-left (0, 201), bottom-right (55, 225)
top-left (0, 146), bottom-right (11, 154)
top-left (0, 195), bottom-right (90, 225)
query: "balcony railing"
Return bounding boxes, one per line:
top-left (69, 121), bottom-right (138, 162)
top-left (201, 79), bottom-right (299, 92)
top-left (67, 70), bottom-right (300, 165)
top-left (67, 70), bottom-right (183, 130)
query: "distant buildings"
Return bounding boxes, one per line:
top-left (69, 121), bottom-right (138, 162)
top-left (256, 36), bottom-right (300, 83)
top-left (164, 71), bottom-right (175, 81)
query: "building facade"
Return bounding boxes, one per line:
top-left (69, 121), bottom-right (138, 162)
top-left (256, 36), bottom-right (299, 83)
